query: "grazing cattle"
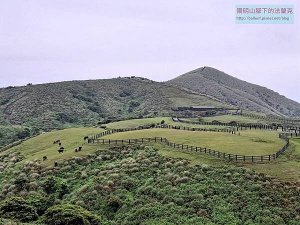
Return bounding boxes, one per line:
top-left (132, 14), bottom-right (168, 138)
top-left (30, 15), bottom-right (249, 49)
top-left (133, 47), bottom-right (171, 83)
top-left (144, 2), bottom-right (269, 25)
top-left (58, 147), bottom-right (65, 153)
top-left (58, 142), bottom-right (62, 146)
top-left (43, 156), bottom-right (47, 161)
top-left (78, 146), bottom-right (82, 151)
top-left (54, 161), bottom-right (58, 167)
top-left (75, 148), bottom-right (78, 152)
top-left (53, 139), bottom-right (60, 144)
top-left (84, 136), bottom-right (89, 140)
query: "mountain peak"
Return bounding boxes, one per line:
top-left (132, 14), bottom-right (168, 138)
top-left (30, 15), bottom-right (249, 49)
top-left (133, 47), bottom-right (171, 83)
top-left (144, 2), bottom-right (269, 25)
top-left (167, 68), bottom-right (300, 117)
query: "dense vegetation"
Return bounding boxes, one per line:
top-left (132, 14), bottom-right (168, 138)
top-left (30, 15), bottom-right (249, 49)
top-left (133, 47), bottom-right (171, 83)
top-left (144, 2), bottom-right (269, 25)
top-left (0, 77), bottom-right (225, 132)
top-left (1, 66), bottom-right (300, 225)
top-left (0, 144), bottom-right (299, 224)
top-left (167, 66), bottom-right (300, 117)
top-left (0, 125), bottom-right (38, 149)
top-left (2, 67), bottom-right (300, 150)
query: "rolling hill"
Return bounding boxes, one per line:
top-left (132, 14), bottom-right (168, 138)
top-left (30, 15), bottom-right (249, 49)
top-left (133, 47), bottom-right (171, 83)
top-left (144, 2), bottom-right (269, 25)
top-left (0, 76), bottom-right (226, 130)
top-left (167, 66), bottom-right (300, 117)
top-left (1, 66), bottom-right (300, 134)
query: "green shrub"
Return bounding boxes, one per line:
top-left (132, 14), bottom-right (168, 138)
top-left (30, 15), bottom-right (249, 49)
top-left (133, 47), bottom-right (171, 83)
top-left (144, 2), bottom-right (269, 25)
top-left (42, 204), bottom-right (101, 225)
top-left (42, 176), bottom-right (58, 194)
top-left (0, 197), bottom-right (38, 222)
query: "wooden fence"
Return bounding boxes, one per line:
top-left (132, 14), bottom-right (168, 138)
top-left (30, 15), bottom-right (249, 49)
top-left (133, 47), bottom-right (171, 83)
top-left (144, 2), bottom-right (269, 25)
top-left (87, 127), bottom-right (290, 163)
top-left (174, 117), bottom-right (300, 133)
top-left (240, 112), bottom-right (300, 125)
top-left (89, 124), bottom-right (240, 140)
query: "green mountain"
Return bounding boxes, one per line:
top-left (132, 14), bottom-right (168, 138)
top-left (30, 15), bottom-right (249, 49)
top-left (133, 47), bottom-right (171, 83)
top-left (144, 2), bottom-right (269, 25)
top-left (1, 67), bottom-right (300, 135)
top-left (0, 76), bottom-right (226, 131)
top-left (167, 66), bottom-right (300, 117)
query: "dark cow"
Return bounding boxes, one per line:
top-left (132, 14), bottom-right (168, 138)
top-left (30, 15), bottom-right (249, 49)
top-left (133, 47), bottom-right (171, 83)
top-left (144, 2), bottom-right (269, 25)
top-left (54, 161), bottom-right (58, 167)
top-left (84, 136), bottom-right (89, 140)
top-left (43, 156), bottom-right (47, 161)
top-left (78, 146), bottom-right (82, 151)
top-left (58, 147), bottom-right (65, 153)
top-left (75, 148), bottom-right (78, 152)
top-left (53, 139), bottom-right (60, 144)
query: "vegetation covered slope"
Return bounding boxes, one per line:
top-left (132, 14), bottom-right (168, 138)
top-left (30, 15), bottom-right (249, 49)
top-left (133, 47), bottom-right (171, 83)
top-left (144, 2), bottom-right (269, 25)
top-left (0, 77), bottom-right (225, 131)
top-left (167, 66), bottom-right (300, 117)
top-left (1, 145), bottom-right (300, 225)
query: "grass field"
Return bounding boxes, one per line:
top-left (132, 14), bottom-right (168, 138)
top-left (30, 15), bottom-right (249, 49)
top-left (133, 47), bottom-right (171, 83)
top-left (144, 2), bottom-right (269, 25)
top-left (105, 117), bottom-right (171, 129)
top-left (1, 127), bottom-right (103, 166)
top-left (101, 128), bottom-right (285, 155)
top-left (201, 115), bottom-right (268, 124)
top-left (245, 138), bottom-right (300, 181)
top-left (156, 138), bottom-right (300, 181)
top-left (2, 116), bottom-right (298, 181)
top-left (105, 117), bottom-right (234, 129)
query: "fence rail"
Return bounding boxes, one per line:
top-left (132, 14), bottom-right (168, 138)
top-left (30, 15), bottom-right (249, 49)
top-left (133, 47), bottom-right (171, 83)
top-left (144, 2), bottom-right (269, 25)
top-left (87, 126), bottom-right (290, 163)
top-left (174, 117), bottom-right (300, 133)
top-left (89, 124), bottom-right (242, 140)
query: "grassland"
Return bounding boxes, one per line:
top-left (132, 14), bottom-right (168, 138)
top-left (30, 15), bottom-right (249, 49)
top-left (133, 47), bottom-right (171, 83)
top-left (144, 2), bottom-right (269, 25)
top-left (245, 137), bottom-right (300, 181)
top-left (102, 117), bottom-right (299, 181)
top-left (105, 117), bottom-right (234, 129)
top-left (197, 115), bottom-right (268, 124)
top-left (105, 117), bottom-right (171, 129)
top-left (2, 116), bottom-right (298, 181)
top-left (101, 128), bottom-right (284, 155)
top-left (1, 127), bottom-right (103, 166)
top-left (156, 138), bottom-right (300, 181)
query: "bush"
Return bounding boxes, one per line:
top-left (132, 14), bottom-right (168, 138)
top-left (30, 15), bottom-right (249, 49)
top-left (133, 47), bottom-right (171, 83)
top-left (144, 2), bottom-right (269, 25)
top-left (16, 128), bottom-right (31, 139)
top-left (129, 101), bottom-right (140, 108)
top-left (42, 176), bottom-right (58, 194)
top-left (0, 197), bottom-right (38, 222)
top-left (42, 204), bottom-right (101, 225)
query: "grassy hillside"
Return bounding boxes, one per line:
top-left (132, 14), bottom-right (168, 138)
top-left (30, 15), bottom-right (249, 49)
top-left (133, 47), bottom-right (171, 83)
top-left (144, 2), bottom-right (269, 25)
top-left (192, 115), bottom-right (269, 124)
top-left (101, 129), bottom-right (284, 155)
top-left (0, 117), bottom-right (299, 224)
top-left (1, 127), bottom-right (103, 166)
top-left (167, 67), bottom-right (300, 117)
top-left (2, 67), bottom-right (299, 150)
top-left (0, 77), bottom-right (226, 131)
top-left (1, 140), bottom-right (299, 224)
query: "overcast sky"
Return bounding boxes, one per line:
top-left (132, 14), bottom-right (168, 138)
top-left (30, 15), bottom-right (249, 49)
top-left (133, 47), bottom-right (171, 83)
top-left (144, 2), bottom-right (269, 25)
top-left (0, 0), bottom-right (299, 102)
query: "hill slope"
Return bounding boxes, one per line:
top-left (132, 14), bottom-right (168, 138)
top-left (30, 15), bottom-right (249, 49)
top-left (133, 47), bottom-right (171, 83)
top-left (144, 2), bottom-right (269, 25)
top-left (0, 77), bottom-right (226, 130)
top-left (167, 67), bottom-right (300, 117)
